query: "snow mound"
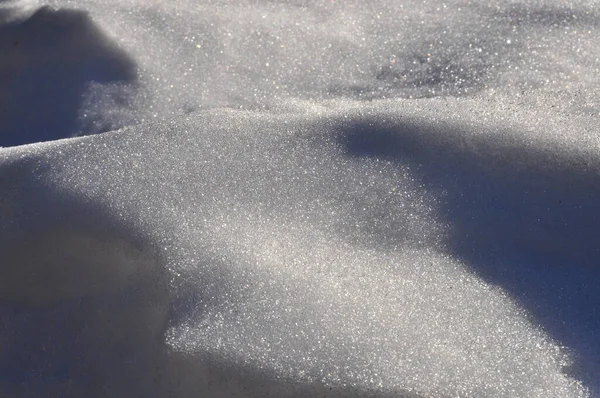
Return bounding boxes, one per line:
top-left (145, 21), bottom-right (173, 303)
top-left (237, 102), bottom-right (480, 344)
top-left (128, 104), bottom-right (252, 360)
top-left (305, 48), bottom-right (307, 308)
top-left (2, 104), bottom-right (597, 397)
top-left (1, 0), bottom-right (600, 396)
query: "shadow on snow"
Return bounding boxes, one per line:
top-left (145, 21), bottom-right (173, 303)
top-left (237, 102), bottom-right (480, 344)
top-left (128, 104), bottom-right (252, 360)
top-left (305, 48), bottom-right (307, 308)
top-left (0, 6), bottom-right (136, 147)
top-left (338, 117), bottom-right (600, 394)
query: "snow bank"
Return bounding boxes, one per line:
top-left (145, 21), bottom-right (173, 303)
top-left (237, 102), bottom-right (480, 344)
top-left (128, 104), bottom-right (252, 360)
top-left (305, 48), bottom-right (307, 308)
top-left (1, 0), bottom-right (599, 396)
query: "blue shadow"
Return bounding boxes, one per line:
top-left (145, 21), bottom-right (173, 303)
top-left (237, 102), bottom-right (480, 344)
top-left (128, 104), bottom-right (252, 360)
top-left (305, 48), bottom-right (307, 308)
top-left (0, 6), bottom-right (136, 147)
top-left (339, 118), bottom-right (600, 394)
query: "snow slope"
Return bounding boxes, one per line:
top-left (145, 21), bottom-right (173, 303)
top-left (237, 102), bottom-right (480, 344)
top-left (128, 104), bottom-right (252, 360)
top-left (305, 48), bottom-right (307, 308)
top-left (1, 0), bottom-right (599, 397)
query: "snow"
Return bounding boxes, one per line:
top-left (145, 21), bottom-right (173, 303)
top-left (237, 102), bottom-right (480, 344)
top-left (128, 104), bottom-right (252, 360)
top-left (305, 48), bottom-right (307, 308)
top-left (1, 0), bottom-right (599, 397)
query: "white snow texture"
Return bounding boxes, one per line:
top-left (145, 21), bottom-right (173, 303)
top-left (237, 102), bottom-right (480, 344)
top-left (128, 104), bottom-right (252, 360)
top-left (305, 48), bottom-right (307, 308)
top-left (1, 0), bottom-right (599, 397)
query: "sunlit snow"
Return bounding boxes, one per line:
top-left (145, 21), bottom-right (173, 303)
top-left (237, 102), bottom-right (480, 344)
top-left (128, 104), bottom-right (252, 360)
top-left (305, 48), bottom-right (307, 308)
top-left (1, 0), bottom-right (599, 397)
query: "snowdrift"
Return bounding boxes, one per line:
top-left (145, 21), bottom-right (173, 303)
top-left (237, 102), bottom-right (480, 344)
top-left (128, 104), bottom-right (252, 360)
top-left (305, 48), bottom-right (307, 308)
top-left (1, 0), bottom-right (599, 396)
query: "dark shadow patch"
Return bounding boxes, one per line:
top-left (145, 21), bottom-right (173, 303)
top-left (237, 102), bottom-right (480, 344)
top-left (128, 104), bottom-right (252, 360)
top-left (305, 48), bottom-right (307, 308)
top-left (0, 6), bottom-right (137, 147)
top-left (337, 118), bottom-right (600, 394)
top-left (327, 18), bottom-right (515, 99)
top-left (0, 157), bottom-right (170, 397)
top-left (329, 4), bottom-right (598, 100)
top-left (372, 33), bottom-right (506, 99)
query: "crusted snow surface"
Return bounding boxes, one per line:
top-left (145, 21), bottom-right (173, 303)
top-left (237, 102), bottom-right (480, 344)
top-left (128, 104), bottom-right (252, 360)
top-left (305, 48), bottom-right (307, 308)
top-left (1, 0), bottom-right (599, 397)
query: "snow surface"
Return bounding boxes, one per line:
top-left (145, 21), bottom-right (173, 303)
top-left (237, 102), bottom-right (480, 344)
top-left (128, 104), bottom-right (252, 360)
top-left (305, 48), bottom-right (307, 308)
top-left (1, 0), bottom-right (599, 396)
